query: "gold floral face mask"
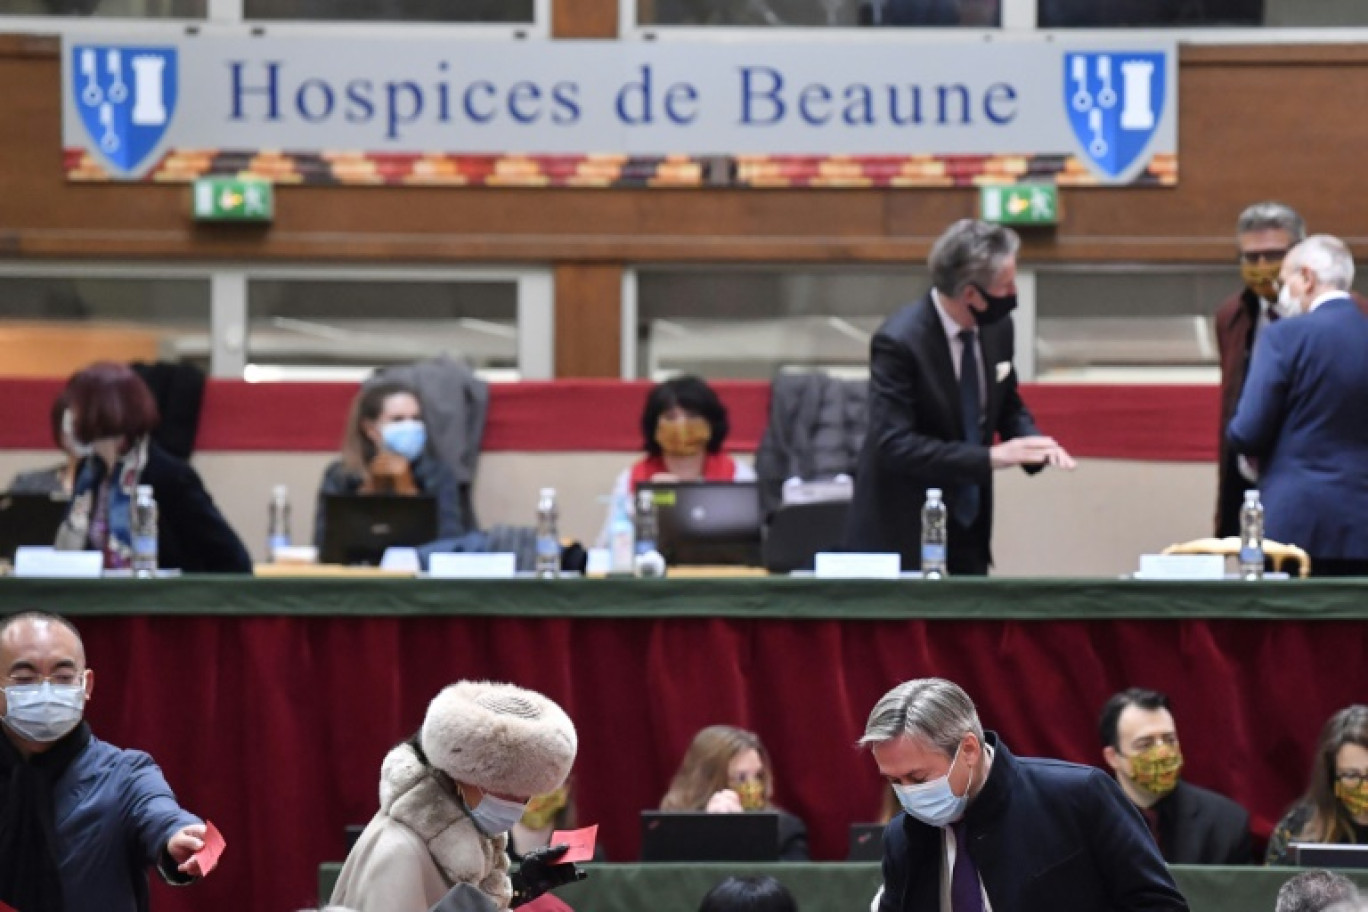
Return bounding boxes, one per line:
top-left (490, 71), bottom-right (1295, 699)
top-left (1240, 261), bottom-right (1282, 301)
top-left (1128, 745), bottom-right (1183, 797)
top-left (1335, 778), bottom-right (1368, 818)
top-left (654, 416), bottom-right (711, 459)
top-left (731, 779), bottom-right (766, 811)
top-left (519, 785), bottom-right (569, 830)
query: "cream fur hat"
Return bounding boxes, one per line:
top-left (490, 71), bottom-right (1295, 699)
top-left (421, 680), bottom-right (578, 799)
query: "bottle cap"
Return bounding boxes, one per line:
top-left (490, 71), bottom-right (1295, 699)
top-left (136, 484), bottom-right (154, 497)
top-left (1244, 490), bottom-right (1260, 502)
top-left (272, 484), bottom-right (289, 499)
top-left (539, 487), bottom-right (556, 498)
top-left (926, 488), bottom-right (943, 499)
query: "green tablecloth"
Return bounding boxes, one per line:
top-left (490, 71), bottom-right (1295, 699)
top-left (317, 862), bottom-right (1368, 912)
top-left (3, 576), bottom-right (1367, 619)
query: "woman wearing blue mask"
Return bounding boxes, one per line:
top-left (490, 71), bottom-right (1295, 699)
top-left (314, 379), bottom-right (466, 549)
top-left (330, 680), bottom-right (584, 912)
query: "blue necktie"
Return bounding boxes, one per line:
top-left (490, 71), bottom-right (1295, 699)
top-left (950, 818), bottom-right (986, 912)
top-left (956, 329), bottom-right (982, 528)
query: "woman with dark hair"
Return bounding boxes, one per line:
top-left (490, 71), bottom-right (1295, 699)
top-left (698, 876), bottom-right (798, 912)
top-left (314, 378), bottom-right (466, 548)
top-left (53, 362), bottom-right (251, 573)
top-left (660, 725), bottom-right (809, 861)
top-left (8, 391), bottom-right (80, 496)
top-left (1267, 705), bottom-right (1368, 864)
top-left (598, 376), bottom-right (754, 542)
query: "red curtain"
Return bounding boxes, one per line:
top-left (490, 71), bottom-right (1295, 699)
top-left (74, 614), bottom-right (1365, 912)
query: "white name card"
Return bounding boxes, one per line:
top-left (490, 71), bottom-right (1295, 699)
top-left (1135, 554), bottom-right (1226, 580)
top-left (14, 547), bottom-right (103, 578)
top-left (429, 552), bottom-right (518, 579)
top-left (814, 552), bottom-right (901, 580)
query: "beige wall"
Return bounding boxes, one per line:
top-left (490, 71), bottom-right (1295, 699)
top-left (0, 450), bottom-right (1216, 577)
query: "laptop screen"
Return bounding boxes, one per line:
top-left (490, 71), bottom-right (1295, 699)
top-left (319, 494), bottom-right (438, 566)
top-left (639, 811), bottom-right (780, 862)
top-left (638, 482), bottom-right (762, 567)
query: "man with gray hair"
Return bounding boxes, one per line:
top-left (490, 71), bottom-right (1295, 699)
top-left (1214, 202), bottom-right (1306, 538)
top-left (1228, 234), bottom-right (1368, 575)
top-left (1276, 870), bottom-right (1359, 912)
top-left (862, 678), bottom-right (1187, 912)
top-left (846, 219), bottom-right (1075, 575)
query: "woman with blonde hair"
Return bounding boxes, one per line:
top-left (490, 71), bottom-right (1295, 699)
top-left (1267, 705), bottom-right (1368, 864)
top-left (660, 725), bottom-right (808, 861)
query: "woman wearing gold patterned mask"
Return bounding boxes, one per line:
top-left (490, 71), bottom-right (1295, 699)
top-left (660, 725), bottom-right (808, 861)
top-left (597, 377), bottom-right (755, 546)
top-left (1266, 705), bottom-right (1368, 865)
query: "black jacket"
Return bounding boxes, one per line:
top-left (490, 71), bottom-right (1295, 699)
top-left (1150, 780), bottom-right (1252, 865)
top-left (879, 734), bottom-right (1187, 912)
top-left (846, 294), bottom-right (1040, 573)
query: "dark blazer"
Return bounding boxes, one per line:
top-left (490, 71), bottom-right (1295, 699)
top-left (879, 734), bottom-right (1187, 912)
top-left (845, 294), bottom-right (1041, 572)
top-left (1152, 780), bottom-right (1251, 865)
top-left (1227, 295), bottom-right (1368, 559)
top-left (1215, 289), bottom-right (1368, 537)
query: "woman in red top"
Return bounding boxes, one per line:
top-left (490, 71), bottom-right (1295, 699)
top-left (599, 376), bottom-right (754, 543)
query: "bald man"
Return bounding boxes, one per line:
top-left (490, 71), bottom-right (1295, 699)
top-left (0, 611), bottom-right (213, 912)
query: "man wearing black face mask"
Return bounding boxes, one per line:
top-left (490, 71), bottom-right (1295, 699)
top-left (846, 219), bottom-right (1075, 575)
top-left (0, 611), bottom-right (212, 912)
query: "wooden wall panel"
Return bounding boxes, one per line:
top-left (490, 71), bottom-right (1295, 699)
top-left (554, 263), bottom-right (622, 377)
top-left (4, 36), bottom-right (1368, 265)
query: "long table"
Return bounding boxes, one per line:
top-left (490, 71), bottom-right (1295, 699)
top-left (3, 576), bottom-right (1364, 912)
top-left (318, 862), bottom-right (1368, 912)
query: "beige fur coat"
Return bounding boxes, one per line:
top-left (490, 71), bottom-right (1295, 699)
top-left (330, 743), bottom-right (512, 912)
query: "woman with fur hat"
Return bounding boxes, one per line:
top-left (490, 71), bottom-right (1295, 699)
top-left (330, 681), bottom-right (581, 912)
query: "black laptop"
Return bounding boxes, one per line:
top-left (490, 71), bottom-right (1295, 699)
top-left (0, 493), bottom-right (71, 562)
top-left (639, 482), bottom-right (763, 567)
top-left (319, 494), bottom-right (438, 566)
top-left (848, 823), bottom-right (885, 861)
top-left (640, 811), bottom-right (779, 862)
top-left (1291, 843), bottom-right (1368, 869)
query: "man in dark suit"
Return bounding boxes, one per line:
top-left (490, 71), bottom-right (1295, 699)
top-left (845, 219), bottom-right (1074, 575)
top-left (1215, 205), bottom-right (1368, 538)
top-left (1099, 688), bottom-right (1251, 865)
top-left (863, 678), bottom-right (1188, 912)
top-left (1228, 234), bottom-right (1368, 576)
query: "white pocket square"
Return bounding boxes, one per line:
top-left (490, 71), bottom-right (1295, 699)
top-left (995, 361), bottom-right (1012, 382)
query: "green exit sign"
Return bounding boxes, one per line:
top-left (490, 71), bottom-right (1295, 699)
top-left (979, 184), bottom-right (1059, 226)
top-left (193, 178), bottom-right (274, 222)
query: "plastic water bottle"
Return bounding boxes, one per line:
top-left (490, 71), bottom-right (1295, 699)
top-left (633, 489), bottom-right (666, 578)
top-left (267, 484), bottom-right (291, 561)
top-left (535, 488), bottom-right (561, 579)
top-left (131, 485), bottom-right (158, 578)
top-left (921, 488), bottom-right (948, 579)
top-left (608, 493), bottom-right (636, 575)
top-left (1239, 489), bottom-right (1265, 580)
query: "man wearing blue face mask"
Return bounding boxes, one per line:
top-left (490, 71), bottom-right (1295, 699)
top-left (0, 612), bottom-right (213, 912)
top-left (846, 219), bottom-right (1075, 576)
top-left (331, 680), bottom-right (585, 912)
top-left (861, 678), bottom-right (1187, 912)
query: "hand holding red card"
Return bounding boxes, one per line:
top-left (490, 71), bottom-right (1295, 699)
top-left (548, 825), bottom-right (598, 864)
top-left (189, 821), bottom-right (227, 877)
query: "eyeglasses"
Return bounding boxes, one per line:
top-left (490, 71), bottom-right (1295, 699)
top-left (5, 671), bottom-right (86, 688)
top-left (1336, 769), bottom-right (1368, 788)
top-left (1240, 249), bottom-right (1288, 265)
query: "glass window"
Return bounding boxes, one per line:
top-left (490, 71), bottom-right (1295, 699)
top-left (639, 0), bottom-right (999, 27)
top-left (0, 0), bottom-right (205, 16)
top-left (243, 0), bottom-right (533, 22)
top-left (0, 276), bottom-right (210, 377)
top-left (1039, 0), bottom-right (1368, 27)
top-left (636, 267), bottom-right (928, 379)
top-left (246, 279), bottom-right (519, 380)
